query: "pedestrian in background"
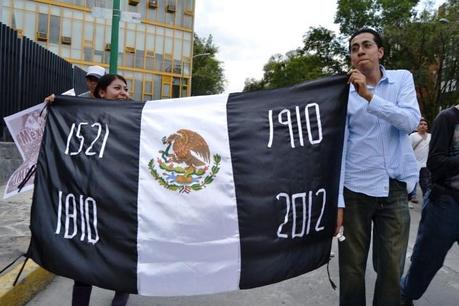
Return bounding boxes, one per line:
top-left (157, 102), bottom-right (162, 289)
top-left (44, 65), bottom-right (105, 102)
top-left (79, 65), bottom-right (106, 98)
top-left (400, 105), bottom-right (459, 306)
top-left (407, 118), bottom-right (431, 207)
top-left (336, 28), bottom-right (420, 306)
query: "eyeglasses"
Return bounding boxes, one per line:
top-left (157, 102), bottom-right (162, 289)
top-left (350, 41), bottom-right (377, 54)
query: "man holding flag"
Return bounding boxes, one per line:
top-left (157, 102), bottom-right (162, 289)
top-left (337, 28), bottom-right (420, 306)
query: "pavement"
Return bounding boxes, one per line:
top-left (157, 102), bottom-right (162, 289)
top-left (0, 185), bottom-right (458, 306)
top-left (0, 185), bottom-right (54, 306)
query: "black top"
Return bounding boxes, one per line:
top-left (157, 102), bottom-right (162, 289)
top-left (428, 106), bottom-right (459, 190)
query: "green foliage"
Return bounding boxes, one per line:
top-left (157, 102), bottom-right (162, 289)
top-left (243, 78), bottom-right (266, 92)
top-left (243, 52), bottom-right (327, 91)
top-left (335, 0), bottom-right (383, 35)
top-left (301, 27), bottom-right (348, 74)
top-left (243, 28), bottom-right (347, 92)
top-left (335, 0), bottom-right (419, 35)
top-left (382, 1), bottom-right (459, 122)
top-left (191, 34), bottom-right (225, 96)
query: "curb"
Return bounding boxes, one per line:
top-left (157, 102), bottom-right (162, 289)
top-left (0, 259), bottom-right (54, 306)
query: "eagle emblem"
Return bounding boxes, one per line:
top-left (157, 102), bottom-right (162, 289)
top-left (148, 129), bottom-right (221, 193)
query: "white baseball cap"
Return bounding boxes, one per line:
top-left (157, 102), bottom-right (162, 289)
top-left (86, 65), bottom-right (105, 79)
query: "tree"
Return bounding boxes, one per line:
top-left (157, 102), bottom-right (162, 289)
top-left (191, 34), bottom-right (225, 96)
top-left (243, 27), bottom-right (347, 92)
top-left (301, 26), bottom-right (348, 74)
top-left (378, 1), bottom-right (459, 121)
top-left (335, 0), bottom-right (383, 35)
top-left (335, 0), bottom-right (419, 36)
top-left (243, 52), bottom-right (328, 92)
top-left (243, 78), bottom-right (266, 92)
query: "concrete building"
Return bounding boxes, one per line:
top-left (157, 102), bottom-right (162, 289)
top-left (0, 0), bottom-right (195, 101)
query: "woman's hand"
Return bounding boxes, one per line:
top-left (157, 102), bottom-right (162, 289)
top-left (44, 94), bottom-right (55, 105)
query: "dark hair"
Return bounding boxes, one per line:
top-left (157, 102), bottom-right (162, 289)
top-left (94, 74), bottom-right (127, 99)
top-left (420, 117), bottom-right (428, 125)
top-left (349, 28), bottom-right (383, 51)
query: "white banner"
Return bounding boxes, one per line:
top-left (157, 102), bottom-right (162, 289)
top-left (3, 103), bottom-right (46, 198)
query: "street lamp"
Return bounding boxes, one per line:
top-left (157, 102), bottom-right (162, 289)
top-left (439, 18), bottom-right (449, 24)
top-left (189, 53), bottom-right (212, 96)
top-left (193, 53), bottom-right (211, 58)
top-left (435, 17), bottom-right (451, 110)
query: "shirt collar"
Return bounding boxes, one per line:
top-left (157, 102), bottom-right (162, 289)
top-left (350, 65), bottom-right (393, 92)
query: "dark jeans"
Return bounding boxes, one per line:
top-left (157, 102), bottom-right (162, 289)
top-left (408, 167), bottom-right (431, 200)
top-left (339, 180), bottom-right (410, 306)
top-left (401, 190), bottom-right (459, 301)
top-left (72, 280), bottom-right (129, 306)
top-left (419, 167), bottom-right (431, 195)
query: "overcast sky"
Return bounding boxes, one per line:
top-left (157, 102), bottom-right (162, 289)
top-left (194, 0), bottom-right (447, 93)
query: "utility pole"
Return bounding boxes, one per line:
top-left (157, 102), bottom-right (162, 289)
top-left (109, 0), bottom-right (120, 74)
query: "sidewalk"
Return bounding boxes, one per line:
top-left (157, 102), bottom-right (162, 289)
top-left (0, 185), bottom-right (54, 306)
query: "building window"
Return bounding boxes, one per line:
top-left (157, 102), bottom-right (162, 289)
top-left (49, 15), bottom-right (60, 44)
top-left (125, 77), bottom-right (135, 97)
top-left (162, 76), bottom-right (171, 98)
top-left (87, 0), bottom-right (112, 9)
top-left (84, 50), bottom-right (94, 63)
top-left (135, 50), bottom-right (145, 68)
top-left (93, 50), bottom-right (105, 63)
top-left (143, 79), bottom-right (154, 101)
top-left (38, 13), bottom-right (48, 36)
top-left (145, 49), bottom-right (155, 70)
top-left (162, 53), bottom-right (172, 72)
top-left (183, 57), bottom-right (190, 76)
top-left (172, 77), bottom-right (180, 98)
top-left (134, 79), bottom-right (142, 101)
top-left (173, 59), bottom-right (181, 74)
top-left (153, 75), bottom-right (161, 100)
top-left (181, 78), bottom-right (188, 97)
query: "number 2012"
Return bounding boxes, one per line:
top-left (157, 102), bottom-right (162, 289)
top-left (64, 122), bottom-right (109, 158)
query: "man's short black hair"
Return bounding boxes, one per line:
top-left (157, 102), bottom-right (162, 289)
top-left (349, 28), bottom-right (383, 51)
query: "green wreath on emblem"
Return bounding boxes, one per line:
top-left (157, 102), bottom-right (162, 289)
top-left (148, 154), bottom-right (221, 193)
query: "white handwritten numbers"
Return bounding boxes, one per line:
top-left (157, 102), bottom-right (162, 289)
top-left (276, 188), bottom-right (326, 239)
top-left (55, 190), bottom-right (99, 244)
top-left (64, 122), bottom-right (109, 158)
top-left (268, 103), bottom-right (323, 148)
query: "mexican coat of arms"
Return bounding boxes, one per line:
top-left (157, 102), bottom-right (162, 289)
top-left (148, 129), bottom-right (221, 193)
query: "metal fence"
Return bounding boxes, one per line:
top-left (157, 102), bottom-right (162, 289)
top-left (73, 66), bottom-right (88, 95)
top-left (0, 22), bottom-right (85, 141)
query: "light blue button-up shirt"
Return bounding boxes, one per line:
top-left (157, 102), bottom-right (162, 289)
top-left (338, 66), bottom-right (421, 207)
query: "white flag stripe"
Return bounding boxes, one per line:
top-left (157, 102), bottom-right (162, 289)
top-left (137, 94), bottom-right (241, 295)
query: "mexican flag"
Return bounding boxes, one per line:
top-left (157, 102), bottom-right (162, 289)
top-left (28, 75), bottom-right (348, 296)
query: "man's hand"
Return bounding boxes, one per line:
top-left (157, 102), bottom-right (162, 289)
top-left (347, 69), bottom-right (373, 102)
top-left (335, 208), bottom-right (344, 236)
